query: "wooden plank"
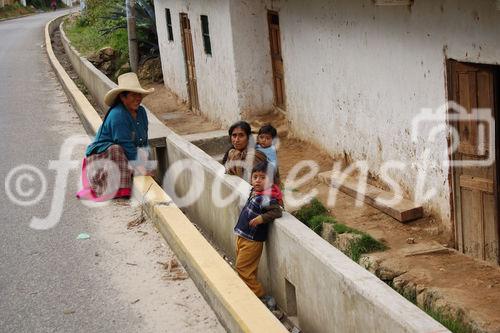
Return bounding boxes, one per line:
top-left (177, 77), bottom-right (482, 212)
top-left (403, 244), bottom-right (449, 257)
top-left (483, 193), bottom-right (499, 263)
top-left (317, 171), bottom-right (423, 222)
top-left (461, 188), bottom-right (484, 259)
top-left (459, 175), bottom-right (494, 194)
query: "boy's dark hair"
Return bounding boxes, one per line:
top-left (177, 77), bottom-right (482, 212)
top-left (258, 124), bottom-right (277, 138)
top-left (252, 161), bottom-right (276, 177)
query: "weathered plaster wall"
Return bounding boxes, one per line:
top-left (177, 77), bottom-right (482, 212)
top-left (277, 0), bottom-right (500, 231)
top-left (154, 0), bottom-right (240, 126)
top-left (229, 0), bottom-right (275, 116)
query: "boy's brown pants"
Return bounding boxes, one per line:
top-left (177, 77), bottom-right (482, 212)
top-left (235, 236), bottom-right (265, 297)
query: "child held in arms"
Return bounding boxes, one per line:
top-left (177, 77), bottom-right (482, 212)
top-left (256, 124), bottom-right (279, 170)
top-left (234, 161), bottom-right (283, 310)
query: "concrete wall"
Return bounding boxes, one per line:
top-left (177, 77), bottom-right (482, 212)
top-left (59, 15), bottom-right (449, 333)
top-left (60, 22), bottom-right (113, 112)
top-left (273, 0), bottom-right (500, 231)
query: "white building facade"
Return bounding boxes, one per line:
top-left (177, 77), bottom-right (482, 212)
top-left (154, 0), bottom-right (500, 263)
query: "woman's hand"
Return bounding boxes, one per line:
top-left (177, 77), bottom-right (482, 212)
top-left (134, 165), bottom-right (155, 177)
top-left (249, 215), bottom-right (264, 228)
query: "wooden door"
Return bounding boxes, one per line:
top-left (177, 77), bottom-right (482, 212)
top-left (449, 60), bottom-right (499, 264)
top-left (180, 13), bottom-right (200, 113)
top-left (268, 11), bottom-right (286, 110)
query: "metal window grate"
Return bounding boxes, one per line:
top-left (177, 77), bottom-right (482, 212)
top-left (200, 15), bottom-right (212, 55)
top-left (166, 8), bottom-right (174, 41)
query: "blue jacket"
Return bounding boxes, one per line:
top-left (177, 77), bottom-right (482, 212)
top-left (86, 103), bottom-right (148, 161)
top-left (234, 190), bottom-right (282, 242)
top-left (256, 144), bottom-right (278, 168)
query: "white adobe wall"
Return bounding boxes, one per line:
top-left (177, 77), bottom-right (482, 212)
top-left (275, 0), bottom-right (500, 231)
top-left (229, 1), bottom-right (275, 116)
top-left (154, 0), bottom-right (240, 126)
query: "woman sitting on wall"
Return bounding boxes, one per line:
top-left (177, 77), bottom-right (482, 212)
top-left (223, 121), bottom-right (268, 183)
top-left (77, 72), bottom-right (154, 201)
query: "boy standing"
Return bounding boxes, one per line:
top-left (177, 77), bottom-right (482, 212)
top-left (234, 161), bottom-right (283, 308)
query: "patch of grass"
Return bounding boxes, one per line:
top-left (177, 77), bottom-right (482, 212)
top-left (292, 198), bottom-right (386, 262)
top-left (425, 308), bottom-right (471, 333)
top-left (0, 3), bottom-right (34, 20)
top-left (292, 198), bottom-right (328, 224)
top-left (397, 286), bottom-right (471, 333)
top-left (333, 223), bottom-right (387, 262)
top-left (64, 20), bottom-right (128, 59)
top-left (308, 214), bottom-right (336, 235)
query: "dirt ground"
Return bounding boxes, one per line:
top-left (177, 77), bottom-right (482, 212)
top-left (92, 199), bottom-right (225, 332)
top-left (142, 83), bottom-right (221, 135)
top-left (146, 84), bottom-right (500, 332)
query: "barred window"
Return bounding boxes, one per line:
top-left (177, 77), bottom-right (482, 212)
top-left (166, 9), bottom-right (174, 41)
top-left (200, 15), bottom-right (212, 55)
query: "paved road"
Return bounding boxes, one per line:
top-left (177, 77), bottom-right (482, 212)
top-left (0, 11), bottom-right (224, 333)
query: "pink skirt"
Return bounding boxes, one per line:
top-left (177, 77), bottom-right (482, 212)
top-left (76, 145), bottom-right (132, 202)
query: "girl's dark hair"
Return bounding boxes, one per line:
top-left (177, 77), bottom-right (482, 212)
top-left (258, 124), bottom-right (277, 138)
top-left (222, 121), bottom-right (253, 164)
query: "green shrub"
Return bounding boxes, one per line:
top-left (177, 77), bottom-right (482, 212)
top-left (333, 223), bottom-right (386, 262)
top-left (0, 2), bottom-right (34, 19)
top-left (308, 214), bottom-right (336, 235)
top-left (292, 198), bottom-right (328, 224)
top-left (76, 0), bottom-right (158, 58)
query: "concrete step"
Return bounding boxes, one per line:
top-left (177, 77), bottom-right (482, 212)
top-left (317, 171), bottom-right (423, 222)
top-left (182, 130), bottom-right (231, 157)
top-left (158, 111), bottom-right (187, 121)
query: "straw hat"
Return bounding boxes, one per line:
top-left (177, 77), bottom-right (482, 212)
top-left (104, 72), bottom-right (155, 106)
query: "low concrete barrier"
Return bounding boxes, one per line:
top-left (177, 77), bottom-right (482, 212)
top-left (54, 15), bottom-right (450, 333)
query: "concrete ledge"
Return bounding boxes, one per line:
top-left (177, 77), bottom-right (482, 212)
top-left (48, 14), bottom-right (450, 333)
top-left (318, 171), bottom-right (423, 222)
top-left (45, 16), bottom-right (101, 134)
top-left (45, 15), bottom-right (287, 333)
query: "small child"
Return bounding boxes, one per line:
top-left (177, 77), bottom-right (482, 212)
top-left (234, 161), bottom-right (283, 309)
top-left (256, 124), bottom-right (278, 169)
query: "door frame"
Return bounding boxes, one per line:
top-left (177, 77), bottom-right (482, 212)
top-left (267, 10), bottom-right (286, 111)
top-left (179, 12), bottom-right (200, 113)
top-left (446, 59), bottom-right (500, 263)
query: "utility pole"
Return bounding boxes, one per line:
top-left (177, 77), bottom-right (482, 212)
top-left (126, 0), bottom-right (139, 72)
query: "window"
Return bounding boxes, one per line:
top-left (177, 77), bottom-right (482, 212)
top-left (165, 8), bottom-right (174, 41)
top-left (200, 15), bottom-right (212, 55)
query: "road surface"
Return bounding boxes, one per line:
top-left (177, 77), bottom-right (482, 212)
top-left (0, 10), bottom-right (224, 333)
